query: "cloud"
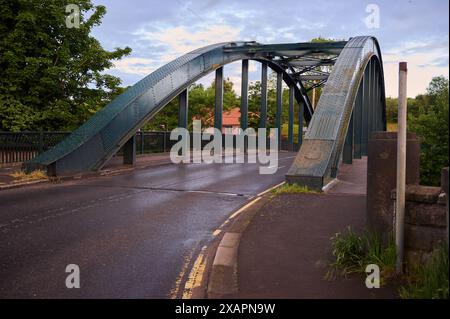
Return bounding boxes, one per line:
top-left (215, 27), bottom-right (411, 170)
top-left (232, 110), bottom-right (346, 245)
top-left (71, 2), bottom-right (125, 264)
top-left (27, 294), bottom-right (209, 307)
top-left (133, 24), bottom-right (242, 62)
top-left (111, 23), bottom-right (242, 81)
top-left (92, 0), bottom-right (449, 97)
top-left (382, 38), bottom-right (449, 97)
top-left (112, 57), bottom-right (156, 75)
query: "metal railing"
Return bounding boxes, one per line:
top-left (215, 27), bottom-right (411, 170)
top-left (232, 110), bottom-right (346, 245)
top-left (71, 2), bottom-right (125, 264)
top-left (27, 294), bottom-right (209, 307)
top-left (0, 132), bottom-right (70, 164)
top-left (0, 131), bottom-right (174, 165)
top-left (1, 131), bottom-right (299, 165)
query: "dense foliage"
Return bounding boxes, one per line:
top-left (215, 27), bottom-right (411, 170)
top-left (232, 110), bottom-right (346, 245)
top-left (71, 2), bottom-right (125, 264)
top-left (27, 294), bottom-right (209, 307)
top-left (408, 76), bottom-right (449, 186)
top-left (386, 76), bottom-right (449, 185)
top-left (0, 0), bottom-right (131, 131)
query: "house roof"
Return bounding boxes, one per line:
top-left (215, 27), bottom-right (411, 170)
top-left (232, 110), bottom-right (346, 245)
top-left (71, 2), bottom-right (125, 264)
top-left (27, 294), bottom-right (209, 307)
top-left (222, 107), bottom-right (241, 126)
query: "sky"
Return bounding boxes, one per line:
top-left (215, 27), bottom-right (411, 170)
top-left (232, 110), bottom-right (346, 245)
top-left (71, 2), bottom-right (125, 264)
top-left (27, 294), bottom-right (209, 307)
top-left (90, 0), bottom-right (449, 98)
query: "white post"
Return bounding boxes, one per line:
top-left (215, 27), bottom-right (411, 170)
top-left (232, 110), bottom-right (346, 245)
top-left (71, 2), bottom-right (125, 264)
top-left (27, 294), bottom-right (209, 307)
top-left (396, 62), bottom-right (408, 274)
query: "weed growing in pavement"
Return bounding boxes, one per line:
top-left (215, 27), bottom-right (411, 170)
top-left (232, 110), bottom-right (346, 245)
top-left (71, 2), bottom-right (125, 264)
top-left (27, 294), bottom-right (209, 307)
top-left (271, 183), bottom-right (318, 194)
top-left (326, 226), bottom-right (396, 286)
top-left (10, 170), bottom-right (47, 181)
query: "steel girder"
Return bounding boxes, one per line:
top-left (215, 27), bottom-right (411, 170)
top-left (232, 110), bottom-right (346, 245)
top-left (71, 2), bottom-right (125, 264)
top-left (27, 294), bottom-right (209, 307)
top-left (25, 41), bottom-right (335, 176)
top-left (286, 36), bottom-right (387, 190)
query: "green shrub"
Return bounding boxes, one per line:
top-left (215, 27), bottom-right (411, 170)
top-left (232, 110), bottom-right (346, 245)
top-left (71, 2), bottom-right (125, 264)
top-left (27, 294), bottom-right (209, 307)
top-left (400, 246), bottom-right (449, 299)
top-left (408, 76), bottom-right (449, 186)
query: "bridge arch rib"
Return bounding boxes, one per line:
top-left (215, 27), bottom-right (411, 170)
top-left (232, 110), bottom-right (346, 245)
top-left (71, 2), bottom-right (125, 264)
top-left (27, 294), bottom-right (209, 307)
top-left (25, 36), bottom-right (384, 179)
top-left (286, 36), bottom-right (387, 190)
top-left (25, 42), bottom-right (314, 175)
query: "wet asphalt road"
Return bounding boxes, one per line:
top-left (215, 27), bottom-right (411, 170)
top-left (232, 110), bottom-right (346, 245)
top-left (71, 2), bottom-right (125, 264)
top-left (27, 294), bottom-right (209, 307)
top-left (0, 152), bottom-right (295, 298)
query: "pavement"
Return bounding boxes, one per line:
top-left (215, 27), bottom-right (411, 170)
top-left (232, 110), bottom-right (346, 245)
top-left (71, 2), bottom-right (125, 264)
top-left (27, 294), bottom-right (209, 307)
top-left (0, 151), bottom-right (297, 298)
top-left (208, 157), bottom-right (400, 299)
top-left (0, 153), bottom-right (174, 189)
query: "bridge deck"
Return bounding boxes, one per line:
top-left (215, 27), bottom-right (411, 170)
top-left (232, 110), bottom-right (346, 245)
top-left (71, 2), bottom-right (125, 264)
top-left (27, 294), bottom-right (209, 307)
top-left (0, 153), bottom-right (296, 298)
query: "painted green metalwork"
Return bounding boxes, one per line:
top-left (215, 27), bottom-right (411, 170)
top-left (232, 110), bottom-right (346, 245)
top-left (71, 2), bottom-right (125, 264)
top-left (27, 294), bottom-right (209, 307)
top-left (214, 67), bottom-right (224, 131)
top-left (288, 86), bottom-right (295, 150)
top-left (259, 62), bottom-right (268, 128)
top-left (276, 72), bottom-right (283, 148)
top-left (178, 89), bottom-right (188, 129)
top-left (286, 36), bottom-right (387, 189)
top-left (240, 60), bottom-right (249, 131)
top-left (24, 37), bottom-right (385, 180)
top-left (25, 41), bottom-right (322, 175)
top-left (298, 101), bottom-right (304, 146)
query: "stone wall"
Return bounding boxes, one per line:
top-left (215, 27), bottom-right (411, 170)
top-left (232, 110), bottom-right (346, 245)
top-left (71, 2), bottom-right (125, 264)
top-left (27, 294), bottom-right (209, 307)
top-left (391, 182), bottom-right (448, 264)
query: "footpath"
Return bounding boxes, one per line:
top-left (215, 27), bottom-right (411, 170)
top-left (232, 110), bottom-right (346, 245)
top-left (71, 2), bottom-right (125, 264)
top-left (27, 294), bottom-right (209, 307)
top-left (207, 158), bottom-right (399, 299)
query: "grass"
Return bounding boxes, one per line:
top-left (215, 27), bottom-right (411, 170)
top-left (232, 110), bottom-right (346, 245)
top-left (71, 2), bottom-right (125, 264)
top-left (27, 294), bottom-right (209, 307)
top-left (327, 226), bottom-right (396, 285)
top-left (271, 183), bottom-right (318, 194)
top-left (10, 170), bottom-right (47, 181)
top-left (399, 245), bottom-right (449, 299)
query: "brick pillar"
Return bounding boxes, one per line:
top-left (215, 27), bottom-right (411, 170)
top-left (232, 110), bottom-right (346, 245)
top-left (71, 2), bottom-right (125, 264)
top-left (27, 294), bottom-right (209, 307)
top-left (366, 132), bottom-right (420, 237)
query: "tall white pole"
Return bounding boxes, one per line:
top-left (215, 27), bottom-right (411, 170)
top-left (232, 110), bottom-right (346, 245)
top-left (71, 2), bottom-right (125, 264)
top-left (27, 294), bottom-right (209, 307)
top-left (396, 62), bottom-right (408, 274)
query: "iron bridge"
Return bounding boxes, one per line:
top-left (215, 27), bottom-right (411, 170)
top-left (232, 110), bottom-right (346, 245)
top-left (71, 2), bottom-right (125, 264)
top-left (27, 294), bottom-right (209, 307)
top-left (25, 36), bottom-right (387, 190)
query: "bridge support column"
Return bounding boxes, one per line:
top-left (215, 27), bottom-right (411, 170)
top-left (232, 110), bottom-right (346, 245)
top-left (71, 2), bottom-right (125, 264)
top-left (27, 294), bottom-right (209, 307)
top-left (298, 100), bottom-right (304, 149)
top-left (259, 62), bottom-right (268, 129)
top-left (240, 60), bottom-right (249, 153)
top-left (178, 89), bottom-right (189, 156)
top-left (343, 112), bottom-right (354, 164)
top-left (361, 63), bottom-right (370, 155)
top-left (214, 67), bottom-right (224, 132)
top-left (368, 60), bottom-right (375, 138)
top-left (353, 82), bottom-right (363, 158)
top-left (276, 72), bottom-right (283, 149)
top-left (374, 64), bottom-right (380, 132)
top-left (240, 60), bottom-right (249, 131)
top-left (288, 85), bottom-right (294, 151)
top-left (123, 135), bottom-right (136, 165)
top-left (178, 89), bottom-right (188, 129)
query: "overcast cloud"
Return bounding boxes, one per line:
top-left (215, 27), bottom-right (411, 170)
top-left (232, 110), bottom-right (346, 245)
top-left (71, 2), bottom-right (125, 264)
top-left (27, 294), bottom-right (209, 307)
top-left (91, 0), bottom-right (449, 97)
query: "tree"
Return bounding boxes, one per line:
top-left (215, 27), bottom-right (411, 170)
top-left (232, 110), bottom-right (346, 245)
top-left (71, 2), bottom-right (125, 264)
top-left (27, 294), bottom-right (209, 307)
top-left (143, 79), bottom-right (239, 131)
top-left (409, 76), bottom-right (449, 186)
top-left (385, 97), bottom-right (398, 123)
top-left (0, 0), bottom-right (131, 131)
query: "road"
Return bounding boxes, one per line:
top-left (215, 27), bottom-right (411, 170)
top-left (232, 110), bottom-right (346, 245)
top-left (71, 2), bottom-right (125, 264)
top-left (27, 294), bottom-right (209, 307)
top-left (0, 152), bottom-right (296, 298)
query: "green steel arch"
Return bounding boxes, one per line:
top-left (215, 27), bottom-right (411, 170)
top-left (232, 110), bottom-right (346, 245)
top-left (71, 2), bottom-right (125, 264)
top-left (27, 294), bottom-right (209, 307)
top-left (24, 36), bottom-right (386, 183)
top-left (286, 36), bottom-right (387, 189)
top-left (25, 41), bottom-right (321, 175)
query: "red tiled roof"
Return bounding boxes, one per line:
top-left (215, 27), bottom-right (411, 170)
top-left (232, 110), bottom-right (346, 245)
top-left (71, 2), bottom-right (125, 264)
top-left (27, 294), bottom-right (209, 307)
top-left (222, 107), bottom-right (240, 126)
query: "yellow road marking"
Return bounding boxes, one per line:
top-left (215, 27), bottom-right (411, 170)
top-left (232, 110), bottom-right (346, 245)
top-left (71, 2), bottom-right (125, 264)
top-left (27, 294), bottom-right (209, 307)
top-left (182, 246), bottom-right (207, 299)
top-left (169, 248), bottom-right (195, 299)
top-left (180, 181), bottom-right (286, 299)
